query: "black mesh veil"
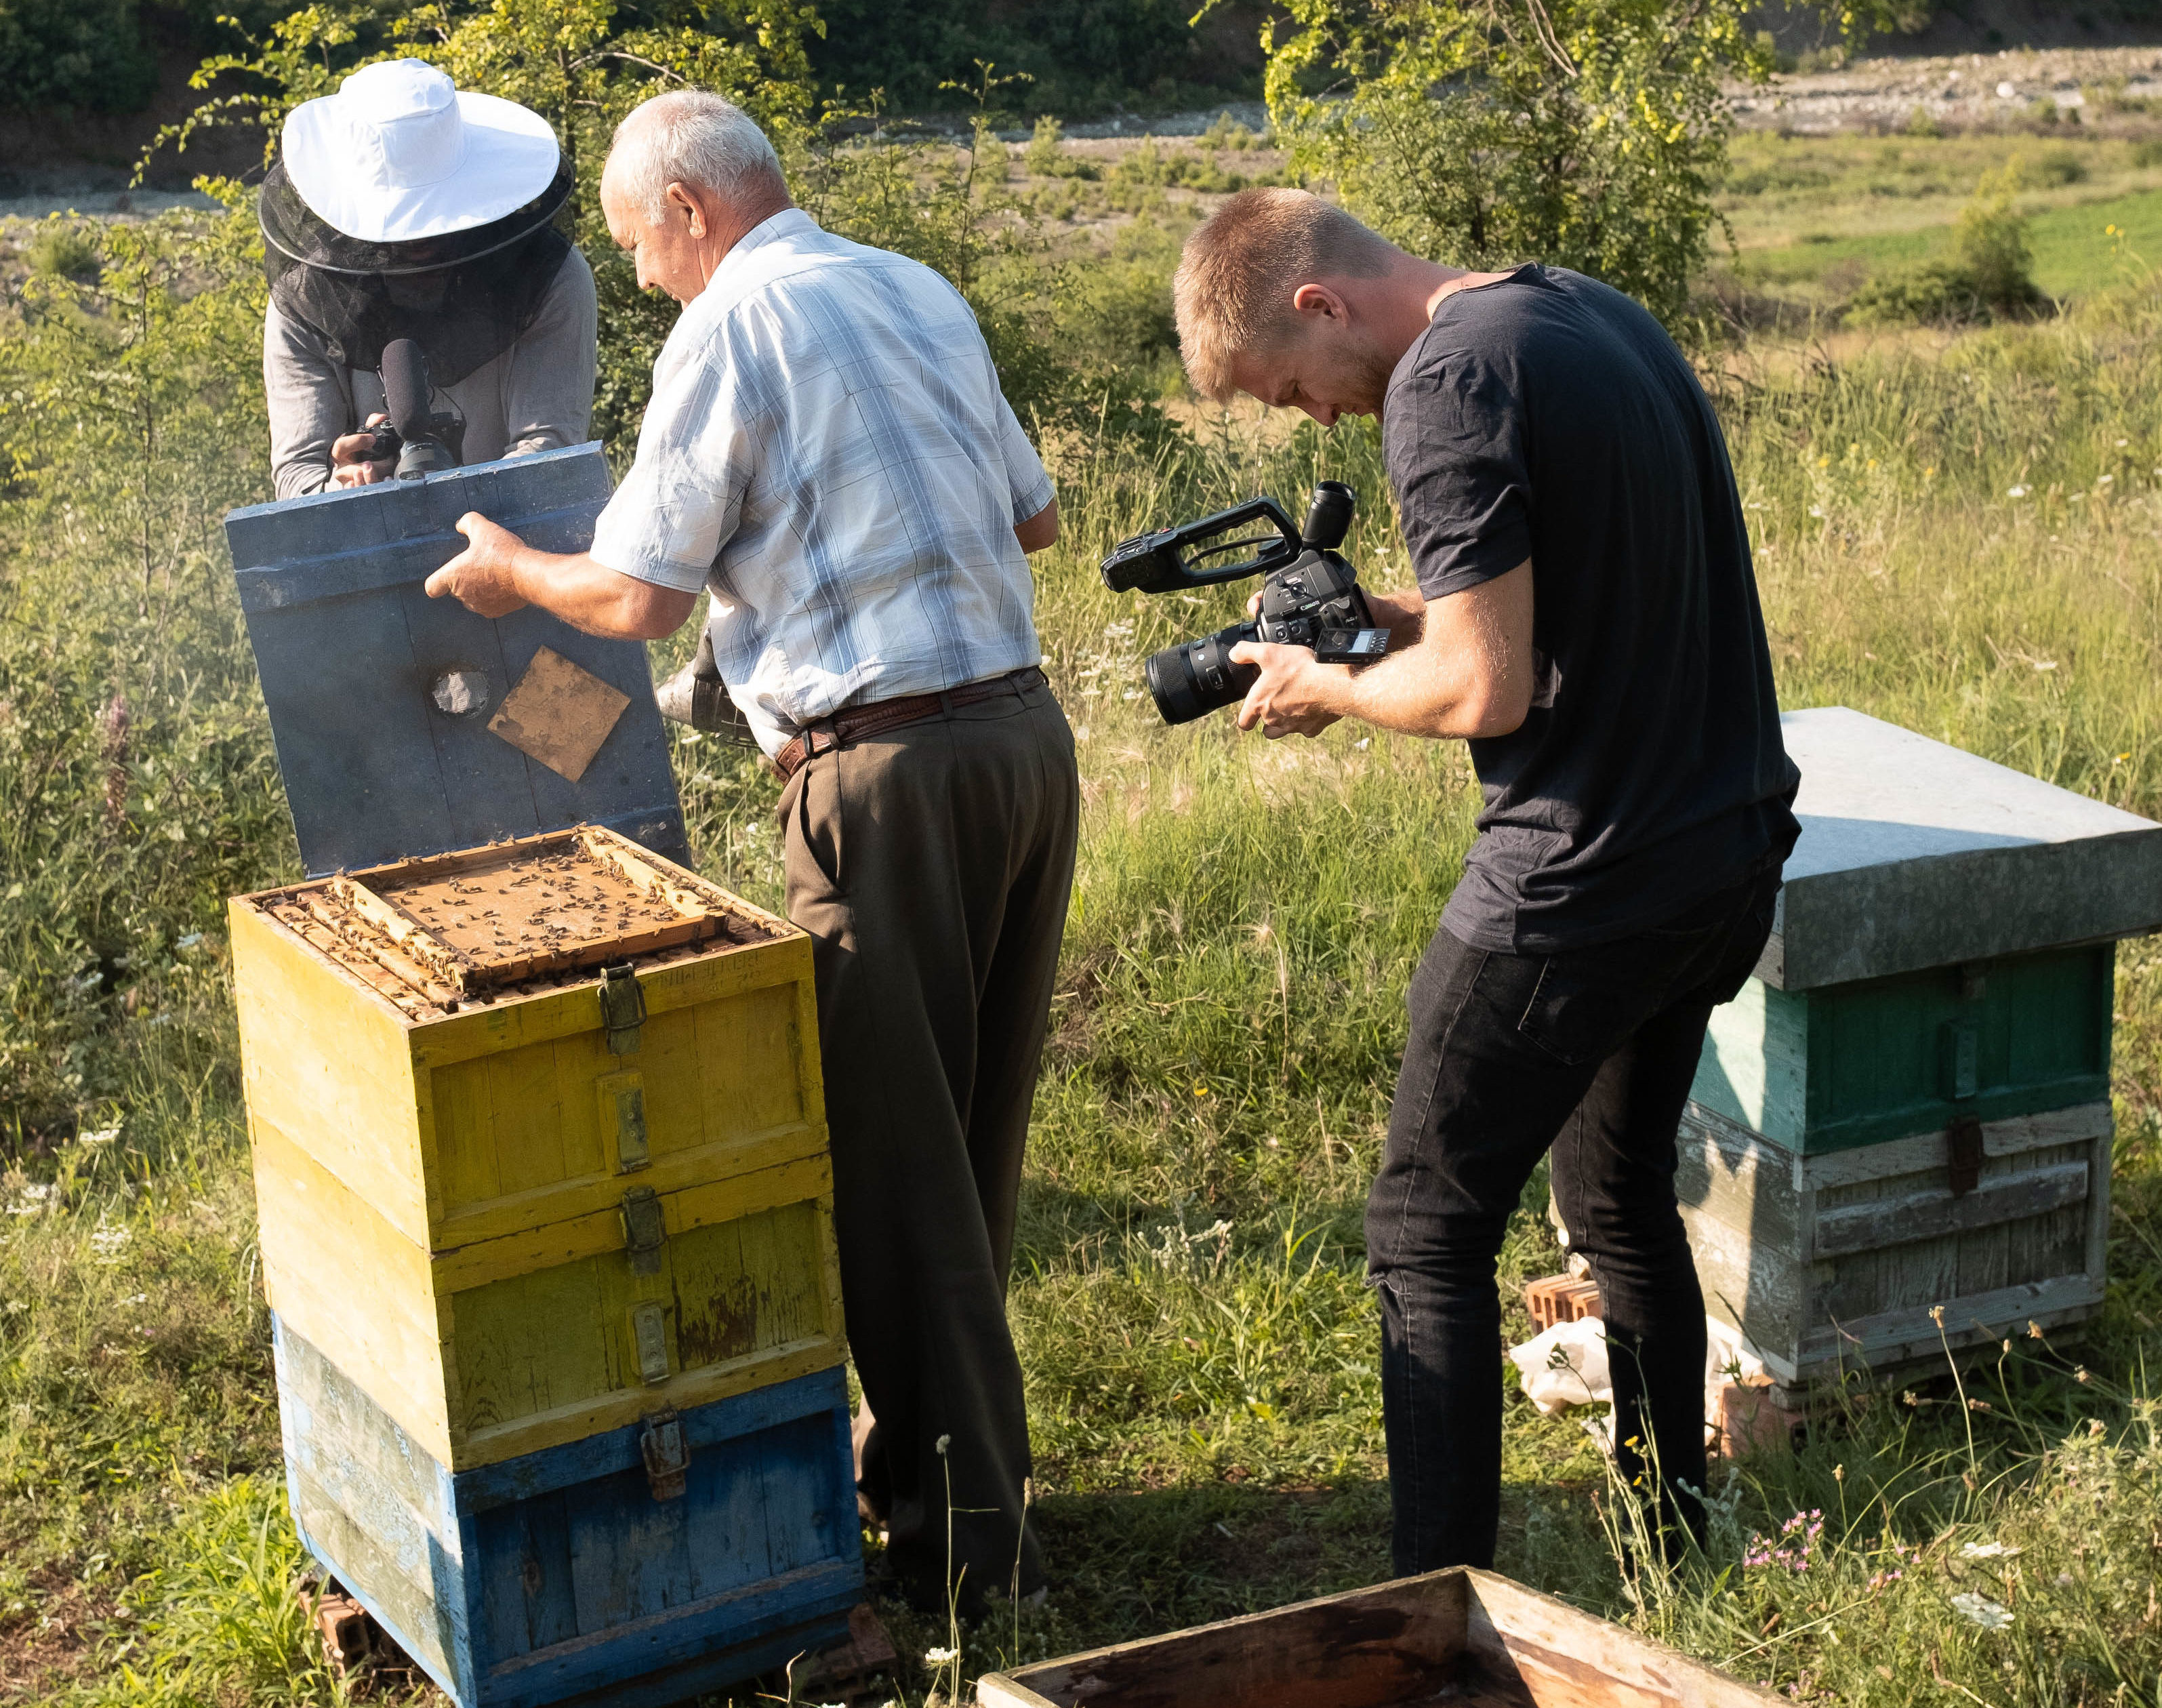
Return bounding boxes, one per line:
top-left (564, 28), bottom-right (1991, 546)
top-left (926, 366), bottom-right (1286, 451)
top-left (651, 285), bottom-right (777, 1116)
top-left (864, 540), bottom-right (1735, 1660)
top-left (260, 160), bottom-right (575, 387)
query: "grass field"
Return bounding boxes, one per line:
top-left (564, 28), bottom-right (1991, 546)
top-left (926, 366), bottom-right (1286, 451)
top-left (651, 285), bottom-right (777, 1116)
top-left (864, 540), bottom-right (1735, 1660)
top-left (5, 111), bottom-right (2162, 1708)
top-left (1720, 127), bottom-right (2162, 304)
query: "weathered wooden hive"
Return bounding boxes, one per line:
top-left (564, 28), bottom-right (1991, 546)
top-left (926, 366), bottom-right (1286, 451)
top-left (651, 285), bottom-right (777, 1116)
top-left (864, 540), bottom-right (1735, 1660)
top-left (1677, 708), bottom-right (2162, 1405)
top-left (223, 458), bottom-right (859, 1708)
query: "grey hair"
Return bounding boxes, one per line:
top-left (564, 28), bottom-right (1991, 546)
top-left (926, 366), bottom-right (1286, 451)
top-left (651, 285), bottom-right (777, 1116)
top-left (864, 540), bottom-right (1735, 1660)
top-left (608, 89), bottom-right (786, 220)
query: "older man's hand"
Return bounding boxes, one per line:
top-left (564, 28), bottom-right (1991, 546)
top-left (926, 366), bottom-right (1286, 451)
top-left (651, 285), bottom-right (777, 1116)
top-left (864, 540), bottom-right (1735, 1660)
top-left (1229, 640), bottom-right (1346, 739)
top-left (426, 513), bottom-right (531, 617)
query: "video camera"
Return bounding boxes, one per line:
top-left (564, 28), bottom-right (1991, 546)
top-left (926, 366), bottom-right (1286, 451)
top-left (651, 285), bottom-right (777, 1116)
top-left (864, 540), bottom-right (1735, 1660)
top-left (360, 339), bottom-right (466, 480)
top-left (1100, 481), bottom-right (1391, 725)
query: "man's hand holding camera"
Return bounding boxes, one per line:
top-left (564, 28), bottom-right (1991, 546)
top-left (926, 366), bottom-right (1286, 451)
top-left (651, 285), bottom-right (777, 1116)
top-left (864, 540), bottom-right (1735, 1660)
top-left (330, 413), bottom-right (396, 488)
top-left (1229, 584), bottom-right (1425, 739)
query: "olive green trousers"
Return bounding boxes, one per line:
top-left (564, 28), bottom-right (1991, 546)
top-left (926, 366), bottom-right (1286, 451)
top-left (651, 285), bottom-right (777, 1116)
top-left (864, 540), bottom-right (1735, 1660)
top-left (777, 674), bottom-right (1078, 1604)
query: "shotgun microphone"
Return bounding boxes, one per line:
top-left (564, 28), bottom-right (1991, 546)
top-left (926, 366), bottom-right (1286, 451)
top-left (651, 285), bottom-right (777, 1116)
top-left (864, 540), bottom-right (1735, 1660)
top-left (378, 340), bottom-right (462, 480)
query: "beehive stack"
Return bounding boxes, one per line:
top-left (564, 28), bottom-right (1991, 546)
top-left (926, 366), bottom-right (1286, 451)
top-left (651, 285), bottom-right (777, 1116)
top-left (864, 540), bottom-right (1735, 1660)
top-left (1674, 709), bottom-right (2162, 1408)
top-left (232, 825), bottom-right (860, 1708)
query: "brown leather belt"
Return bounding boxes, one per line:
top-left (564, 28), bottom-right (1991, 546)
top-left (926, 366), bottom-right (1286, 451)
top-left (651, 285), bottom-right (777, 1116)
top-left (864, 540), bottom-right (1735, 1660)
top-left (773, 667), bottom-right (1046, 783)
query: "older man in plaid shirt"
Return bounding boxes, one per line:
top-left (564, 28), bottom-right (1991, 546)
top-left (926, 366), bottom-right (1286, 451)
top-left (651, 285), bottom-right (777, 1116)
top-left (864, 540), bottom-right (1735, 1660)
top-left (427, 89), bottom-right (1076, 1614)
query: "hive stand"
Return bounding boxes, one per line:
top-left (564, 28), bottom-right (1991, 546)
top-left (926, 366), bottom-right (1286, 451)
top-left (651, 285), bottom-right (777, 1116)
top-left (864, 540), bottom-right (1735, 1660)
top-left (1676, 708), bottom-right (2162, 1407)
top-left (223, 443), bottom-right (688, 876)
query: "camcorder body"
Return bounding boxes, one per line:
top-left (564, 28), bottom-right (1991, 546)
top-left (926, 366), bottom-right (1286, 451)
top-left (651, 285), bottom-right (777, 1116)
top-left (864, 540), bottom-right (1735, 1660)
top-left (1101, 481), bottom-right (1391, 724)
top-left (362, 339), bottom-right (466, 480)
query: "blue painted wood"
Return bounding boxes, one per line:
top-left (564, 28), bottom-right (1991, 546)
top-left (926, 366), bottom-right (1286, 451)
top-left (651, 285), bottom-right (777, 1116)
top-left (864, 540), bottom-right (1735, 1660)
top-left (275, 1318), bottom-right (861, 1708)
top-left (224, 444), bottom-right (688, 876)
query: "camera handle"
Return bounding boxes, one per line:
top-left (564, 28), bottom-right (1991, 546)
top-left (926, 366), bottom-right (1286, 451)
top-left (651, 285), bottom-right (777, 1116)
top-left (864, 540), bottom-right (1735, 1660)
top-left (1099, 496), bottom-right (1303, 595)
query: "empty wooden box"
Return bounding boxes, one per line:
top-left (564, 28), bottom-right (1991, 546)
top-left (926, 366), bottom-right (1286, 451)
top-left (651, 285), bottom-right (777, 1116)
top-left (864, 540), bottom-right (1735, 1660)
top-left (277, 1319), bottom-right (860, 1708)
top-left (1675, 708), bottom-right (2162, 1404)
top-left (232, 824), bottom-right (846, 1471)
top-left (977, 1567), bottom-right (1775, 1707)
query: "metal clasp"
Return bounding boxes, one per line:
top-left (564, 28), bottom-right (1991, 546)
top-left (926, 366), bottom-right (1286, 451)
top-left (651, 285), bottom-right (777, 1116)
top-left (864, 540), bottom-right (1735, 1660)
top-left (600, 962), bottom-right (647, 1056)
top-left (1947, 1116), bottom-right (1984, 1198)
top-left (640, 1409), bottom-right (689, 1501)
top-left (621, 1185), bottom-right (666, 1275)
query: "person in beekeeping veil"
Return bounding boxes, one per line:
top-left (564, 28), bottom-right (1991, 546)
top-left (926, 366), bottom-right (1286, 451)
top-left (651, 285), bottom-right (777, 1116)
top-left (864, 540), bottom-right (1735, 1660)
top-left (260, 58), bottom-right (596, 499)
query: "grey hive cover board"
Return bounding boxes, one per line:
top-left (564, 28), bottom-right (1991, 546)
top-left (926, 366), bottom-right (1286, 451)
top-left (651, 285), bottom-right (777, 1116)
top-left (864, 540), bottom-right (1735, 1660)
top-left (224, 442), bottom-right (689, 877)
top-left (1762, 707), bottom-right (2162, 989)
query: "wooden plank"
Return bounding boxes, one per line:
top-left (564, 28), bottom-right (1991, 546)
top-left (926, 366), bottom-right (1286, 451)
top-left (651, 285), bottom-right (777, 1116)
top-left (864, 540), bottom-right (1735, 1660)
top-left (1801, 1272), bottom-right (2105, 1368)
top-left (1810, 1160), bottom-right (2089, 1258)
top-left (251, 1115), bottom-right (454, 1465)
top-left (289, 1461), bottom-right (466, 1689)
top-left (451, 1365), bottom-right (849, 1513)
top-left (1797, 1101), bottom-right (2113, 1190)
top-left (981, 1568), bottom-right (1471, 1708)
top-left (474, 1490), bottom-right (580, 1665)
top-left (984, 1569), bottom-right (1776, 1708)
top-left (693, 982), bottom-right (807, 1140)
top-left (428, 1120), bottom-right (828, 1255)
top-left (1691, 979), bottom-right (1809, 1148)
top-left (430, 1155), bottom-right (832, 1293)
top-left (230, 900), bottom-right (432, 1246)
top-left (1463, 1573), bottom-right (1781, 1707)
top-left (409, 932), bottom-right (814, 1071)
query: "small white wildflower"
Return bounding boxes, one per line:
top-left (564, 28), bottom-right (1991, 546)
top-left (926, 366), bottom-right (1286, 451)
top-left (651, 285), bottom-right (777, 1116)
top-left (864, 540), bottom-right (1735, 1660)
top-left (2007, 485), bottom-right (2028, 498)
top-left (924, 1646), bottom-right (959, 1665)
top-left (1961, 1541), bottom-right (2022, 1560)
top-left (1951, 1592), bottom-right (2014, 1629)
top-left (1808, 505), bottom-right (1827, 519)
top-left (89, 1219), bottom-right (131, 1262)
top-left (78, 1126), bottom-right (119, 1148)
top-left (1354, 737), bottom-right (1370, 750)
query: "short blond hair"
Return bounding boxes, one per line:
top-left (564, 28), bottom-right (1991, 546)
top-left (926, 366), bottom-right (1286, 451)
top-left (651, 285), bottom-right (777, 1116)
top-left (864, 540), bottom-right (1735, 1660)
top-left (1174, 188), bottom-right (1401, 402)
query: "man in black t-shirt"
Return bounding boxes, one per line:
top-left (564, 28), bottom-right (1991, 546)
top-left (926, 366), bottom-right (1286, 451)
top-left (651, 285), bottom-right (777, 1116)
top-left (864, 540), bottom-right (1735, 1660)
top-left (1172, 189), bottom-right (1800, 1573)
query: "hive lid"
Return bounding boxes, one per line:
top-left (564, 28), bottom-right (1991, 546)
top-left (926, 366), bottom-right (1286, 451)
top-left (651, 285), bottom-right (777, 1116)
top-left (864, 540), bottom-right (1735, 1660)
top-left (247, 824), bottom-right (787, 1017)
top-left (1763, 707), bottom-right (2162, 990)
top-left (223, 443), bottom-right (689, 877)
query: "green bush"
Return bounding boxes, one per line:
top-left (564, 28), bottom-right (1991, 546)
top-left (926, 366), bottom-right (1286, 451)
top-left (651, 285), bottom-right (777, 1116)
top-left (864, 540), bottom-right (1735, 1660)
top-left (1846, 258), bottom-right (1991, 325)
top-left (25, 221), bottom-right (102, 283)
top-left (1850, 159), bottom-right (2042, 326)
top-left (0, 0), bottom-right (157, 112)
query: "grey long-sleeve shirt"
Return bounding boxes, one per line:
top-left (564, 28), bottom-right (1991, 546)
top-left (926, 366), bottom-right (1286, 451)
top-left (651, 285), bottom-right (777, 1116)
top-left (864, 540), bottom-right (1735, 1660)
top-left (264, 246), bottom-right (598, 500)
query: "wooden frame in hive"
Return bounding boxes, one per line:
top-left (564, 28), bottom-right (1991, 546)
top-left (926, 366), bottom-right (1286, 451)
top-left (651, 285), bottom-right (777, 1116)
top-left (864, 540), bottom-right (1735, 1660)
top-left (232, 826), bottom-right (846, 1471)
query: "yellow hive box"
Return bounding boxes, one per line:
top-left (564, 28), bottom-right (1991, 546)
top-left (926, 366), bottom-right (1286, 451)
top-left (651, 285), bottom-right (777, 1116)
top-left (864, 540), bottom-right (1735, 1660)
top-left (230, 825), bottom-right (844, 1471)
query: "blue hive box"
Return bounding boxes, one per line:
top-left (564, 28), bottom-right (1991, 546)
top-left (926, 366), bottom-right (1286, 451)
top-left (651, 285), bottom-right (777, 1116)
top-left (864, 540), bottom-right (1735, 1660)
top-left (224, 444), bottom-right (689, 877)
top-left (274, 1319), bottom-right (861, 1708)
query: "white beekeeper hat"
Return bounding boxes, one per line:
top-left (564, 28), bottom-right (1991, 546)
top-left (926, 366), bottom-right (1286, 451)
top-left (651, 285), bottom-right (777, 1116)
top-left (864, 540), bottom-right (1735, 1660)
top-left (280, 59), bottom-right (560, 245)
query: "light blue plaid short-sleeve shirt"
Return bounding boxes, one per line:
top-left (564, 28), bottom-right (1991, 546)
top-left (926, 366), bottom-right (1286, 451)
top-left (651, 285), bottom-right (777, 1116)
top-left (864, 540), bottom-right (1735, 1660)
top-left (590, 209), bottom-right (1057, 757)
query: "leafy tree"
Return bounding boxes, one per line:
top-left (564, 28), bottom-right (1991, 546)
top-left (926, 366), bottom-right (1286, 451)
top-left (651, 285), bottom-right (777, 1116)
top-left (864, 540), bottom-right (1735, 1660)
top-left (0, 0), bottom-right (159, 111)
top-left (1240, 0), bottom-right (1896, 323)
top-left (157, 0), bottom-right (821, 442)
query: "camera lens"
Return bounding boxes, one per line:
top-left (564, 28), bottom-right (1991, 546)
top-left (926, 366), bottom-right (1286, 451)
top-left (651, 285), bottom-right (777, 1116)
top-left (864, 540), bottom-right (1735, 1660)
top-left (1143, 624), bottom-right (1260, 725)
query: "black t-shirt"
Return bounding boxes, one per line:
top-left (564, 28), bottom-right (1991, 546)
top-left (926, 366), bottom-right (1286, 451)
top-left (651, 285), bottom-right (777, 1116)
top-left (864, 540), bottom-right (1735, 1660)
top-left (1383, 264), bottom-right (1801, 954)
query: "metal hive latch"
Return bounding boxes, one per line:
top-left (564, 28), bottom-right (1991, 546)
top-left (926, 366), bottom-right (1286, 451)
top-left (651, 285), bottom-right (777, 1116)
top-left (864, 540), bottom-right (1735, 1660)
top-left (620, 1185), bottom-right (666, 1275)
top-left (640, 1409), bottom-right (689, 1501)
top-left (601, 962), bottom-right (647, 1055)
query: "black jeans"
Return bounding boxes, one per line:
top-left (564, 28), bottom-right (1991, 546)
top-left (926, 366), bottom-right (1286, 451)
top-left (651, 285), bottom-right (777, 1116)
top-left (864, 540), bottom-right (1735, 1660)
top-left (1365, 866), bottom-right (1781, 1574)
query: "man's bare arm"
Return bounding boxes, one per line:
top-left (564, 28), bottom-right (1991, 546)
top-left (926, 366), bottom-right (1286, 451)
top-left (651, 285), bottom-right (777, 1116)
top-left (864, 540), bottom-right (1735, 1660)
top-left (1015, 496), bottom-right (1058, 554)
top-left (1229, 560), bottom-right (1534, 741)
top-left (424, 512), bottom-right (699, 640)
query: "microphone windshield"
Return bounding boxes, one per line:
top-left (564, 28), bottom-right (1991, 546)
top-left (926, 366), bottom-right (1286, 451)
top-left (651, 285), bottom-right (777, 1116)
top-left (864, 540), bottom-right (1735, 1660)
top-left (380, 340), bottom-right (433, 441)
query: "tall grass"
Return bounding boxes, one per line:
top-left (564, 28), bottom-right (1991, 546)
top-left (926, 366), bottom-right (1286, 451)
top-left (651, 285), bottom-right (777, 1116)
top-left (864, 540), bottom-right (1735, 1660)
top-left (1, 208), bottom-right (2161, 1703)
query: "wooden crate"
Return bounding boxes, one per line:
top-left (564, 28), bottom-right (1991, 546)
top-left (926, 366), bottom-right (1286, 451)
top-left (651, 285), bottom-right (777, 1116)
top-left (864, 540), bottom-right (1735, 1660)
top-left (1677, 1098), bottom-right (2109, 1406)
top-left (976, 1567), bottom-right (1775, 1707)
top-left (276, 1318), bottom-right (861, 1708)
top-left (1652, 708), bottom-right (2162, 1405)
top-left (1690, 942), bottom-right (2113, 1156)
top-left (232, 826), bottom-right (846, 1470)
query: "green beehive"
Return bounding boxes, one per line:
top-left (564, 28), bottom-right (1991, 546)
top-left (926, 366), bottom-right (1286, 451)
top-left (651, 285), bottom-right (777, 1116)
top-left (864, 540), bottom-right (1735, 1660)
top-left (1675, 709), bottom-right (2162, 1405)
